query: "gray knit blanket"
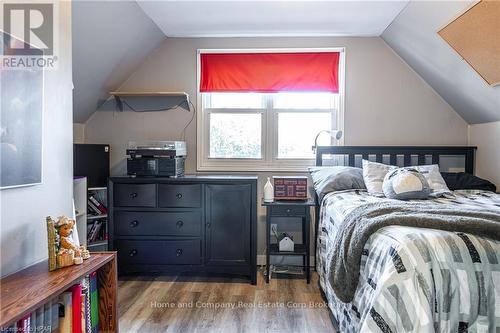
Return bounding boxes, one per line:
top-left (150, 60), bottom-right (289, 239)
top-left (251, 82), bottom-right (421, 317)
top-left (330, 201), bottom-right (500, 303)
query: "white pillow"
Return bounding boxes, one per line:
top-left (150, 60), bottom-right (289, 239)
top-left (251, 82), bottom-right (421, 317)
top-left (362, 159), bottom-right (396, 197)
top-left (362, 160), bottom-right (451, 197)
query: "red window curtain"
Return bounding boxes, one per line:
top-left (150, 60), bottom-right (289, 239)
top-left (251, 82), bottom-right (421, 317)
top-left (200, 52), bottom-right (340, 93)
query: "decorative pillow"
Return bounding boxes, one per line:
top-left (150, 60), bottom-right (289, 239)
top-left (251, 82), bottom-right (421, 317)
top-left (441, 172), bottom-right (497, 192)
top-left (383, 168), bottom-right (431, 200)
top-left (362, 160), bottom-right (451, 197)
top-left (413, 164), bottom-right (451, 197)
top-left (362, 160), bottom-right (396, 197)
top-left (309, 166), bottom-right (366, 201)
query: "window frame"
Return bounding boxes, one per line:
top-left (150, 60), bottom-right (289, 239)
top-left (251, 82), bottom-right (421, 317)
top-left (196, 47), bottom-right (346, 172)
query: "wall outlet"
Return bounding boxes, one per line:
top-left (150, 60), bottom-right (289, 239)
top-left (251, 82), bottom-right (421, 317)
top-left (271, 224), bottom-right (278, 236)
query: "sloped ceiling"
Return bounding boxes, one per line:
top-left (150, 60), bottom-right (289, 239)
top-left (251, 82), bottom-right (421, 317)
top-left (382, 1), bottom-right (500, 124)
top-left (72, 1), bottom-right (164, 123)
top-left (73, 1), bottom-right (499, 125)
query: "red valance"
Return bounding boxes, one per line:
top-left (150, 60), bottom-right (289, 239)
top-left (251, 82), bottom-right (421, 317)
top-left (200, 52), bottom-right (340, 93)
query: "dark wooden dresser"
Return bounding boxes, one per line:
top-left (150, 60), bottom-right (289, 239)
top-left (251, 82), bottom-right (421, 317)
top-left (108, 175), bottom-right (257, 284)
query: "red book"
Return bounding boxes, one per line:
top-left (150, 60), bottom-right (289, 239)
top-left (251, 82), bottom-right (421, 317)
top-left (72, 284), bottom-right (83, 333)
top-left (16, 314), bottom-right (30, 333)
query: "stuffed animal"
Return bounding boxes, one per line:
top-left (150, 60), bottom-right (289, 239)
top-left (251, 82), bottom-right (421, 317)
top-left (47, 215), bottom-right (90, 270)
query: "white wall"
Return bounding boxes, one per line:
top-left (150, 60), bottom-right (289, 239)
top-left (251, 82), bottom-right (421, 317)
top-left (0, 2), bottom-right (73, 277)
top-left (469, 121), bottom-right (500, 188)
top-left (83, 36), bottom-right (468, 257)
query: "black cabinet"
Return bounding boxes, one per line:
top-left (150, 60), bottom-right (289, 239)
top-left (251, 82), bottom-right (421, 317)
top-left (205, 184), bottom-right (251, 266)
top-left (109, 176), bottom-right (257, 284)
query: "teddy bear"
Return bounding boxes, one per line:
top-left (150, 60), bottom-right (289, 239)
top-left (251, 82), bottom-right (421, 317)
top-left (55, 216), bottom-right (90, 266)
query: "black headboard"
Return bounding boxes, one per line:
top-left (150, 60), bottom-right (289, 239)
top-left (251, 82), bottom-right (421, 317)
top-left (315, 146), bottom-right (477, 174)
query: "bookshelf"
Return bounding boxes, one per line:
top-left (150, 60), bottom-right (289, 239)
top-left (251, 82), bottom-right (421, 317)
top-left (87, 187), bottom-right (108, 251)
top-left (74, 177), bottom-right (88, 246)
top-left (0, 252), bottom-right (117, 332)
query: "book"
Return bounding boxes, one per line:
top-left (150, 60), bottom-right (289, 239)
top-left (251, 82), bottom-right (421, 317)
top-left (88, 195), bottom-right (107, 214)
top-left (87, 220), bottom-right (104, 243)
top-left (35, 306), bottom-right (44, 332)
top-left (72, 284), bottom-right (83, 333)
top-left (82, 281), bottom-right (92, 333)
top-left (59, 291), bottom-right (72, 333)
top-left (51, 301), bottom-right (59, 332)
top-left (16, 314), bottom-right (30, 333)
top-left (89, 272), bottom-right (99, 333)
top-left (43, 301), bottom-right (52, 333)
top-left (87, 200), bottom-right (102, 215)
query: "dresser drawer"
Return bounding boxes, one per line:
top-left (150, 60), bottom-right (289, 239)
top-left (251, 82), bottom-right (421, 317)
top-left (114, 184), bottom-right (156, 207)
top-left (117, 240), bottom-right (201, 265)
top-left (270, 205), bottom-right (306, 216)
top-left (158, 184), bottom-right (201, 208)
top-left (114, 211), bottom-right (201, 237)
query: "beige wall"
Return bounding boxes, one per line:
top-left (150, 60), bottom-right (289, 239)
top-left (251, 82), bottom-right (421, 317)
top-left (85, 37), bottom-right (467, 174)
top-left (83, 36), bottom-right (468, 259)
top-left (74, 123), bottom-right (85, 143)
top-left (1, 2), bottom-right (73, 276)
top-left (469, 121), bottom-right (500, 188)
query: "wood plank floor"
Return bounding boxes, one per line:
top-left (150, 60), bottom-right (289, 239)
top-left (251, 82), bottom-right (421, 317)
top-left (118, 270), bottom-right (336, 333)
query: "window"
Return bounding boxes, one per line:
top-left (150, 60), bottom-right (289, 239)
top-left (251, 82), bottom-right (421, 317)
top-left (197, 49), bottom-right (345, 171)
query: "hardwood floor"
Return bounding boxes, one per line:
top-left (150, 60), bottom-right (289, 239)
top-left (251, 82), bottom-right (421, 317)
top-left (118, 270), bottom-right (336, 333)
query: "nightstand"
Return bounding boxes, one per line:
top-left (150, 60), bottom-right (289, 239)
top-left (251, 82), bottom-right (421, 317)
top-left (262, 199), bottom-right (315, 283)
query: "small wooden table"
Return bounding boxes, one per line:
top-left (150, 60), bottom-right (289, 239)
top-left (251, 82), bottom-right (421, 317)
top-left (0, 252), bottom-right (118, 332)
top-left (262, 199), bottom-right (315, 283)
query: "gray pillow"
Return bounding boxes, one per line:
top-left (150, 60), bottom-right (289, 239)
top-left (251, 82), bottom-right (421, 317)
top-left (382, 168), bottom-right (431, 200)
top-left (309, 166), bottom-right (366, 201)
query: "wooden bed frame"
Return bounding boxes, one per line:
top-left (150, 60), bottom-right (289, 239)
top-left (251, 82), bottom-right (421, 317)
top-left (315, 146), bottom-right (476, 173)
top-left (313, 145), bottom-right (477, 263)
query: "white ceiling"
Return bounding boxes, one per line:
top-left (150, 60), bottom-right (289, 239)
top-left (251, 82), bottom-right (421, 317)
top-left (136, 0), bottom-right (409, 37)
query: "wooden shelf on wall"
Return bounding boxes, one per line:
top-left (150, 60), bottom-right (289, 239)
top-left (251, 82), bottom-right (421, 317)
top-left (109, 91), bottom-right (189, 98)
top-left (108, 91), bottom-right (190, 112)
top-left (0, 252), bottom-right (118, 332)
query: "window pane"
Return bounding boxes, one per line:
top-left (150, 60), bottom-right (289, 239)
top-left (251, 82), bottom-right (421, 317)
top-left (210, 113), bottom-right (261, 158)
top-left (204, 93), bottom-right (265, 109)
top-left (273, 92), bottom-right (335, 109)
top-left (278, 112), bottom-right (332, 159)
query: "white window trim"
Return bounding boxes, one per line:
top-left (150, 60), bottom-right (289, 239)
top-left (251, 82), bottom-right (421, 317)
top-left (196, 47), bottom-right (346, 172)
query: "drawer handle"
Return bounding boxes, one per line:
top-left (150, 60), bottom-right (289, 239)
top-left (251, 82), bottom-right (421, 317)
top-left (129, 249), bottom-right (138, 257)
top-left (176, 220), bottom-right (184, 228)
top-left (130, 220), bottom-right (139, 228)
top-left (286, 209), bottom-right (291, 214)
top-left (130, 192), bottom-right (138, 198)
top-left (176, 249), bottom-right (183, 257)
top-left (176, 193), bottom-right (183, 199)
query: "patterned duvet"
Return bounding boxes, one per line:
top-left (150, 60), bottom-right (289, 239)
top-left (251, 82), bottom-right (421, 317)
top-left (316, 190), bottom-right (500, 332)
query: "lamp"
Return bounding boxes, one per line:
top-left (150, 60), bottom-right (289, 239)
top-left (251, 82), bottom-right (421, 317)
top-left (313, 130), bottom-right (343, 151)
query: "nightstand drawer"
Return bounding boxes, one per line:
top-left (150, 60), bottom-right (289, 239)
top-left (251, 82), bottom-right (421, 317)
top-left (270, 205), bottom-right (306, 216)
top-left (114, 211), bottom-right (201, 237)
top-left (114, 184), bottom-right (156, 207)
top-left (158, 184), bottom-right (201, 208)
top-left (117, 240), bottom-right (201, 265)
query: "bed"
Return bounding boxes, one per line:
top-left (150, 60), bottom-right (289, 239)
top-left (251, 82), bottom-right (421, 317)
top-left (313, 146), bottom-right (500, 332)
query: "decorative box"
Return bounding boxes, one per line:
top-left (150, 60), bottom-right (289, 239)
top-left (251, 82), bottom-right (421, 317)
top-left (273, 176), bottom-right (308, 200)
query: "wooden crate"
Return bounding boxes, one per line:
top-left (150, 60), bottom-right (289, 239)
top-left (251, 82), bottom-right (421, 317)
top-left (273, 176), bottom-right (308, 200)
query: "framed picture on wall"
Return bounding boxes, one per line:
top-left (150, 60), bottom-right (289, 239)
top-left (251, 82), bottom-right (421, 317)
top-left (1, 32), bottom-right (44, 189)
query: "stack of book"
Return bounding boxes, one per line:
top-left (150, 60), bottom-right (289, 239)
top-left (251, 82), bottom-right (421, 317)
top-left (1, 272), bottom-right (99, 333)
top-left (87, 194), bottom-right (107, 216)
top-left (87, 220), bottom-right (105, 244)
